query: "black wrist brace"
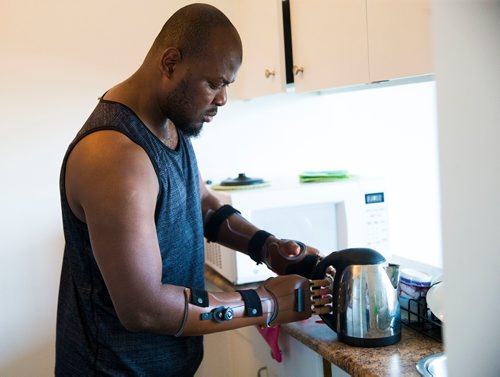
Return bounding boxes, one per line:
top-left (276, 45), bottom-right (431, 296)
top-left (204, 204), bottom-right (241, 242)
top-left (248, 230), bottom-right (273, 264)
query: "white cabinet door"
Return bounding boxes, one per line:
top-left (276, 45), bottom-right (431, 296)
top-left (366, 0), bottom-right (433, 82)
top-left (289, 0), bottom-right (370, 92)
top-left (229, 0), bottom-right (286, 100)
top-left (161, 1), bottom-right (432, 97)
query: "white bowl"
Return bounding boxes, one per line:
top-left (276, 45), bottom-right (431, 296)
top-left (426, 282), bottom-right (445, 322)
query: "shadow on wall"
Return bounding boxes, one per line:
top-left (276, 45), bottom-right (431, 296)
top-left (1, 340), bottom-right (55, 377)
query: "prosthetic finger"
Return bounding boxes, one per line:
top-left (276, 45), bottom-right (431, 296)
top-left (312, 305), bottom-right (333, 315)
top-left (310, 277), bottom-right (334, 294)
top-left (310, 277), bottom-right (334, 315)
top-left (311, 287), bottom-right (332, 298)
top-left (312, 295), bottom-right (333, 306)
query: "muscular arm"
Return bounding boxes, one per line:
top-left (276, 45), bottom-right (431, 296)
top-left (65, 130), bottom-right (186, 334)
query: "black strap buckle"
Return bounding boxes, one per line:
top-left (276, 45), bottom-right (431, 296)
top-left (200, 306), bottom-right (234, 323)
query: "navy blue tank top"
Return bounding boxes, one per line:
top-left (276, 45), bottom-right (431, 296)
top-left (56, 100), bottom-right (205, 377)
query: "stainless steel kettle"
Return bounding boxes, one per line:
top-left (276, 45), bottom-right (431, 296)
top-left (312, 248), bottom-right (401, 347)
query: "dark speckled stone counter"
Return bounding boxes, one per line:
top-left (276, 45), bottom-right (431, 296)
top-left (205, 265), bottom-right (443, 377)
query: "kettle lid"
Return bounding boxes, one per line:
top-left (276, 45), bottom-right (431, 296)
top-left (313, 248), bottom-right (386, 280)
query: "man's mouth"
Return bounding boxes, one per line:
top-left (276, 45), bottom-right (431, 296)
top-left (203, 110), bottom-right (217, 122)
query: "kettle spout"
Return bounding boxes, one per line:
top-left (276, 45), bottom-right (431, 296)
top-left (385, 263), bottom-right (400, 289)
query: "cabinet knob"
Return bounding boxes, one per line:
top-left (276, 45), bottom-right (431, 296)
top-left (293, 65), bottom-right (304, 76)
top-left (257, 366), bottom-right (268, 377)
top-left (264, 69), bottom-right (275, 78)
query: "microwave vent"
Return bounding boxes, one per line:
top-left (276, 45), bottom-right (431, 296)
top-left (205, 242), bottom-right (223, 269)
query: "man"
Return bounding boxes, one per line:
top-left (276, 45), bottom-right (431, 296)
top-left (56, 3), bottom-right (331, 376)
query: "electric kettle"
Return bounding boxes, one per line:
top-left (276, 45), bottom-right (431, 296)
top-left (312, 248), bottom-right (401, 347)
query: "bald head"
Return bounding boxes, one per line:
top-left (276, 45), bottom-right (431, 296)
top-left (124, 4), bottom-right (243, 138)
top-left (150, 3), bottom-right (242, 60)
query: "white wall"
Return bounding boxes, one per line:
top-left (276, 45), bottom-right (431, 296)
top-left (193, 81), bottom-right (442, 267)
top-left (0, 2), bottom-right (173, 375)
top-left (433, 1), bottom-right (500, 376)
top-left (1, 1), bottom-right (441, 376)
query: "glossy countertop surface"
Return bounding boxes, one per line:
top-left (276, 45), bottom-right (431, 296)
top-left (205, 265), bottom-right (443, 377)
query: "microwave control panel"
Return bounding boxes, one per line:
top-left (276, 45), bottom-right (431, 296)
top-left (364, 192), bottom-right (389, 253)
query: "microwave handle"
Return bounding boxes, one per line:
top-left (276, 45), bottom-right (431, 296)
top-left (336, 202), bottom-right (348, 250)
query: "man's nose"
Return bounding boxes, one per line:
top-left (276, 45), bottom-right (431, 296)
top-left (213, 86), bottom-right (227, 107)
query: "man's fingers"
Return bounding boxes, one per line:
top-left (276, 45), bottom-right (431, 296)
top-left (301, 277), bottom-right (334, 315)
top-left (312, 295), bottom-right (332, 306)
top-left (312, 304), bottom-right (333, 315)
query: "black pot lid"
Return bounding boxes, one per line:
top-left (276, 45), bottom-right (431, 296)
top-left (220, 173), bottom-right (264, 187)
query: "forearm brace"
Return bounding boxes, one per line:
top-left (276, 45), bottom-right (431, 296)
top-left (174, 275), bottom-right (332, 337)
top-left (203, 205), bottom-right (321, 277)
top-left (203, 205), bottom-right (273, 261)
top-left (204, 205), bottom-right (241, 242)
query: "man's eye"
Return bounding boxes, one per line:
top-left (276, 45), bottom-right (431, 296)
top-left (209, 82), bottom-right (222, 90)
top-left (209, 82), bottom-right (228, 90)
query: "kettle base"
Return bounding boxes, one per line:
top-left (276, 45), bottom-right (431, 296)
top-left (339, 332), bottom-right (401, 347)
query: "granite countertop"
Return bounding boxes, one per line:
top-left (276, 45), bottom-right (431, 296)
top-left (205, 265), bottom-right (443, 377)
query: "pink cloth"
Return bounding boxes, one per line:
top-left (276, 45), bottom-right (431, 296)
top-left (256, 325), bottom-right (282, 363)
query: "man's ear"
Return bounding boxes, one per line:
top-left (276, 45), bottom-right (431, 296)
top-left (160, 48), bottom-right (182, 78)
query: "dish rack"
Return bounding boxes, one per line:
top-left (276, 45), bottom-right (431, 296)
top-left (400, 297), bottom-right (443, 342)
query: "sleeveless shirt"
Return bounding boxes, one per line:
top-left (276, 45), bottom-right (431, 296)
top-left (56, 100), bottom-right (205, 377)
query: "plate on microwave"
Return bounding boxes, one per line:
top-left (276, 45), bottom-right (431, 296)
top-left (211, 181), bottom-right (270, 191)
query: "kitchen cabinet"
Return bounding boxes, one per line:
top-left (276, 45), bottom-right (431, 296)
top-left (228, 0), bottom-right (287, 100)
top-left (289, 0), bottom-right (370, 92)
top-left (366, 0), bottom-right (433, 82)
top-left (288, 0), bottom-right (432, 93)
top-left (162, 0), bottom-right (432, 97)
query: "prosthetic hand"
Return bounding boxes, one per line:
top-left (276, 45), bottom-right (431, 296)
top-left (261, 237), bottom-right (321, 277)
top-left (176, 274), bottom-right (332, 336)
top-left (204, 205), bottom-right (322, 278)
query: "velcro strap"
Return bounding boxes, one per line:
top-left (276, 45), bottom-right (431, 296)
top-left (190, 288), bottom-right (209, 307)
top-left (204, 205), bottom-right (241, 242)
top-left (237, 289), bottom-right (263, 317)
top-left (248, 230), bottom-right (273, 264)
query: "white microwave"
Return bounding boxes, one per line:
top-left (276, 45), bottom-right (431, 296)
top-left (204, 177), bottom-right (389, 285)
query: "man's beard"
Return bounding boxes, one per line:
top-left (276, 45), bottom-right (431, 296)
top-left (178, 121), bottom-right (203, 138)
top-left (163, 78), bottom-right (204, 138)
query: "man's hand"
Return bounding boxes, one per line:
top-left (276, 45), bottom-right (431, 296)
top-left (258, 274), bottom-right (333, 327)
top-left (262, 238), bottom-right (321, 277)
